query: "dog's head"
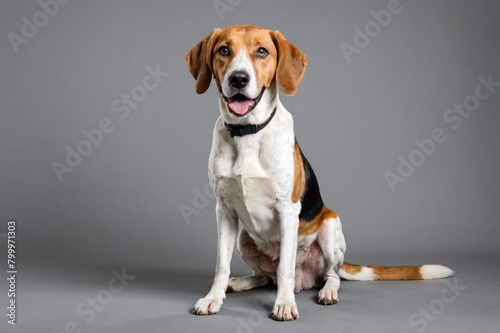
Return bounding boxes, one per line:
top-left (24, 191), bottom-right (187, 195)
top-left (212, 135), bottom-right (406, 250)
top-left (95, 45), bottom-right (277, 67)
top-left (186, 25), bottom-right (307, 119)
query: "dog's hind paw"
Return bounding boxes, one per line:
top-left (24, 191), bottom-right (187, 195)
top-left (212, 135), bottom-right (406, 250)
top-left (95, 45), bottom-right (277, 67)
top-left (227, 275), bottom-right (270, 293)
top-left (317, 288), bottom-right (339, 305)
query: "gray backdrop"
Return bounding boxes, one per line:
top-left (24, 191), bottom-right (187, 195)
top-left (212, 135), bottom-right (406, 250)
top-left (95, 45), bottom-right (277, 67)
top-left (1, 1), bottom-right (499, 332)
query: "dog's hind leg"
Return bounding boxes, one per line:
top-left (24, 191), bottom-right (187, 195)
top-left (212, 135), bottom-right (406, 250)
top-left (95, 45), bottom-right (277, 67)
top-left (316, 213), bottom-right (346, 305)
top-left (227, 228), bottom-right (273, 292)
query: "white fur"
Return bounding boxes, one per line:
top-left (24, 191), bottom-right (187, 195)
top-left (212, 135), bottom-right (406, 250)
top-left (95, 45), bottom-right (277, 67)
top-left (227, 274), bottom-right (270, 292)
top-left (317, 217), bottom-right (346, 304)
top-left (420, 265), bottom-right (454, 280)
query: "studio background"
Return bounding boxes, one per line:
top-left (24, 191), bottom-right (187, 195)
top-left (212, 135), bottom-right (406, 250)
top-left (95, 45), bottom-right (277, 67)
top-left (1, 1), bottom-right (499, 332)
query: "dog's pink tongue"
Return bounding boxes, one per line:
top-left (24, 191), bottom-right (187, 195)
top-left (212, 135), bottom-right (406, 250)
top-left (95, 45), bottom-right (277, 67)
top-left (228, 99), bottom-right (253, 115)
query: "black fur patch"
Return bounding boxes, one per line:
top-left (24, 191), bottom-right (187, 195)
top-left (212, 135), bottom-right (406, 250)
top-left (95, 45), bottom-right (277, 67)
top-left (298, 147), bottom-right (324, 221)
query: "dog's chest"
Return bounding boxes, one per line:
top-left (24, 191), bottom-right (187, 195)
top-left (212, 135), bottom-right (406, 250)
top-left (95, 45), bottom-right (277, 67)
top-left (214, 143), bottom-right (281, 240)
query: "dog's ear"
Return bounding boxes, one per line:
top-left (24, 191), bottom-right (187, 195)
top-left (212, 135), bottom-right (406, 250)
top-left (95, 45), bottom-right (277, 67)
top-left (270, 30), bottom-right (307, 96)
top-left (186, 29), bottom-right (220, 94)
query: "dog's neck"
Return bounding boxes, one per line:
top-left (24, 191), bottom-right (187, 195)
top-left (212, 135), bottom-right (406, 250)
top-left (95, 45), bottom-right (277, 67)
top-left (224, 106), bottom-right (277, 138)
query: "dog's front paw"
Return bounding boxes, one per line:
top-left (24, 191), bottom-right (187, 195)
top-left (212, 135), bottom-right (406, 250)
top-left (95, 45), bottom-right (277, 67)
top-left (271, 302), bottom-right (299, 321)
top-left (192, 297), bottom-right (223, 315)
top-left (317, 288), bottom-right (338, 305)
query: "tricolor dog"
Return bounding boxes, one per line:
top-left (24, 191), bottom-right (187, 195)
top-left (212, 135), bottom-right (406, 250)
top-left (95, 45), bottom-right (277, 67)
top-left (186, 25), bottom-right (453, 321)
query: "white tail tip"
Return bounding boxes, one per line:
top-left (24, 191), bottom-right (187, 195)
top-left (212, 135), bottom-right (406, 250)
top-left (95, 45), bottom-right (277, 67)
top-left (420, 264), bottom-right (454, 280)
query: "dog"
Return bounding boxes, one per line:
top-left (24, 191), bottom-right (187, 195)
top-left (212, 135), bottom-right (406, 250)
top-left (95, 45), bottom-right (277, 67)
top-left (186, 25), bottom-right (453, 321)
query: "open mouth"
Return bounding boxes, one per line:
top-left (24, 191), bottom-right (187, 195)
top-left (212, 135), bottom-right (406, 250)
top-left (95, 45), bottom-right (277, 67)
top-left (222, 87), bottom-right (265, 117)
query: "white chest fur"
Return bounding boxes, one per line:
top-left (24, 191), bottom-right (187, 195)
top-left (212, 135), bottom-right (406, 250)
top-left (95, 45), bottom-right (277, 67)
top-left (215, 144), bottom-right (280, 243)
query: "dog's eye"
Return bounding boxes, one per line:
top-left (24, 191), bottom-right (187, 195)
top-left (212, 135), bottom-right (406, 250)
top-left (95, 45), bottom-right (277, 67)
top-left (218, 46), bottom-right (230, 56)
top-left (256, 47), bottom-right (268, 58)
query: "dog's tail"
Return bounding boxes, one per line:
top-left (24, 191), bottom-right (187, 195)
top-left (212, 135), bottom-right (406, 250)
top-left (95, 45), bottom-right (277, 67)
top-left (338, 262), bottom-right (453, 281)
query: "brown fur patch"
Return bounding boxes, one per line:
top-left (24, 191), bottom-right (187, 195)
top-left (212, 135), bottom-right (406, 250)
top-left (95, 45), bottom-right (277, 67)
top-left (370, 265), bottom-right (423, 280)
top-left (341, 262), bottom-right (424, 280)
top-left (186, 29), bottom-right (221, 94)
top-left (298, 206), bottom-right (338, 236)
top-left (340, 262), bottom-right (363, 275)
top-left (291, 139), bottom-right (305, 203)
top-left (270, 30), bottom-right (307, 96)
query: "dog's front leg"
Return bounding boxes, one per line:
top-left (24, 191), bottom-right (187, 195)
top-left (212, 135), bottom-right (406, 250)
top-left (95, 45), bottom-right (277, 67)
top-left (272, 201), bottom-right (300, 321)
top-left (193, 202), bottom-right (238, 315)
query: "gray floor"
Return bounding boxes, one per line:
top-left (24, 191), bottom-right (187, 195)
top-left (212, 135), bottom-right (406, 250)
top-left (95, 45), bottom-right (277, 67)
top-left (2, 257), bottom-right (499, 333)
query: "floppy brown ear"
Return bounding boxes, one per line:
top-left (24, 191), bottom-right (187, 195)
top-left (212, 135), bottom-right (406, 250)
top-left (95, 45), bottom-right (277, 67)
top-left (270, 30), bottom-right (307, 96)
top-left (186, 29), bottom-right (220, 94)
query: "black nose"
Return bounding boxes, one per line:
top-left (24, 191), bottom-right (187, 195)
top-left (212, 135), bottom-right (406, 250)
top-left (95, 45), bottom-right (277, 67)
top-left (229, 71), bottom-right (250, 89)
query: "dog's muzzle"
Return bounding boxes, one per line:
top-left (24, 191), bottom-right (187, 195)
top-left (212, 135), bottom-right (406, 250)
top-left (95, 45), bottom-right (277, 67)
top-left (218, 70), bottom-right (265, 117)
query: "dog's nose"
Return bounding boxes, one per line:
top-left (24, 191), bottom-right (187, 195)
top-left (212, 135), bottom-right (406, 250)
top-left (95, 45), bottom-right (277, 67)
top-left (229, 71), bottom-right (250, 89)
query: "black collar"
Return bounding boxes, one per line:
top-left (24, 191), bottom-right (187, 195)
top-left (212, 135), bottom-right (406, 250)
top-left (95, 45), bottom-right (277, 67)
top-left (224, 107), bottom-right (277, 138)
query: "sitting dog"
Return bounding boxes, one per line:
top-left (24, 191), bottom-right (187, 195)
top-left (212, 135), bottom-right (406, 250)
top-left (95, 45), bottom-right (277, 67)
top-left (186, 24), bottom-right (453, 321)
